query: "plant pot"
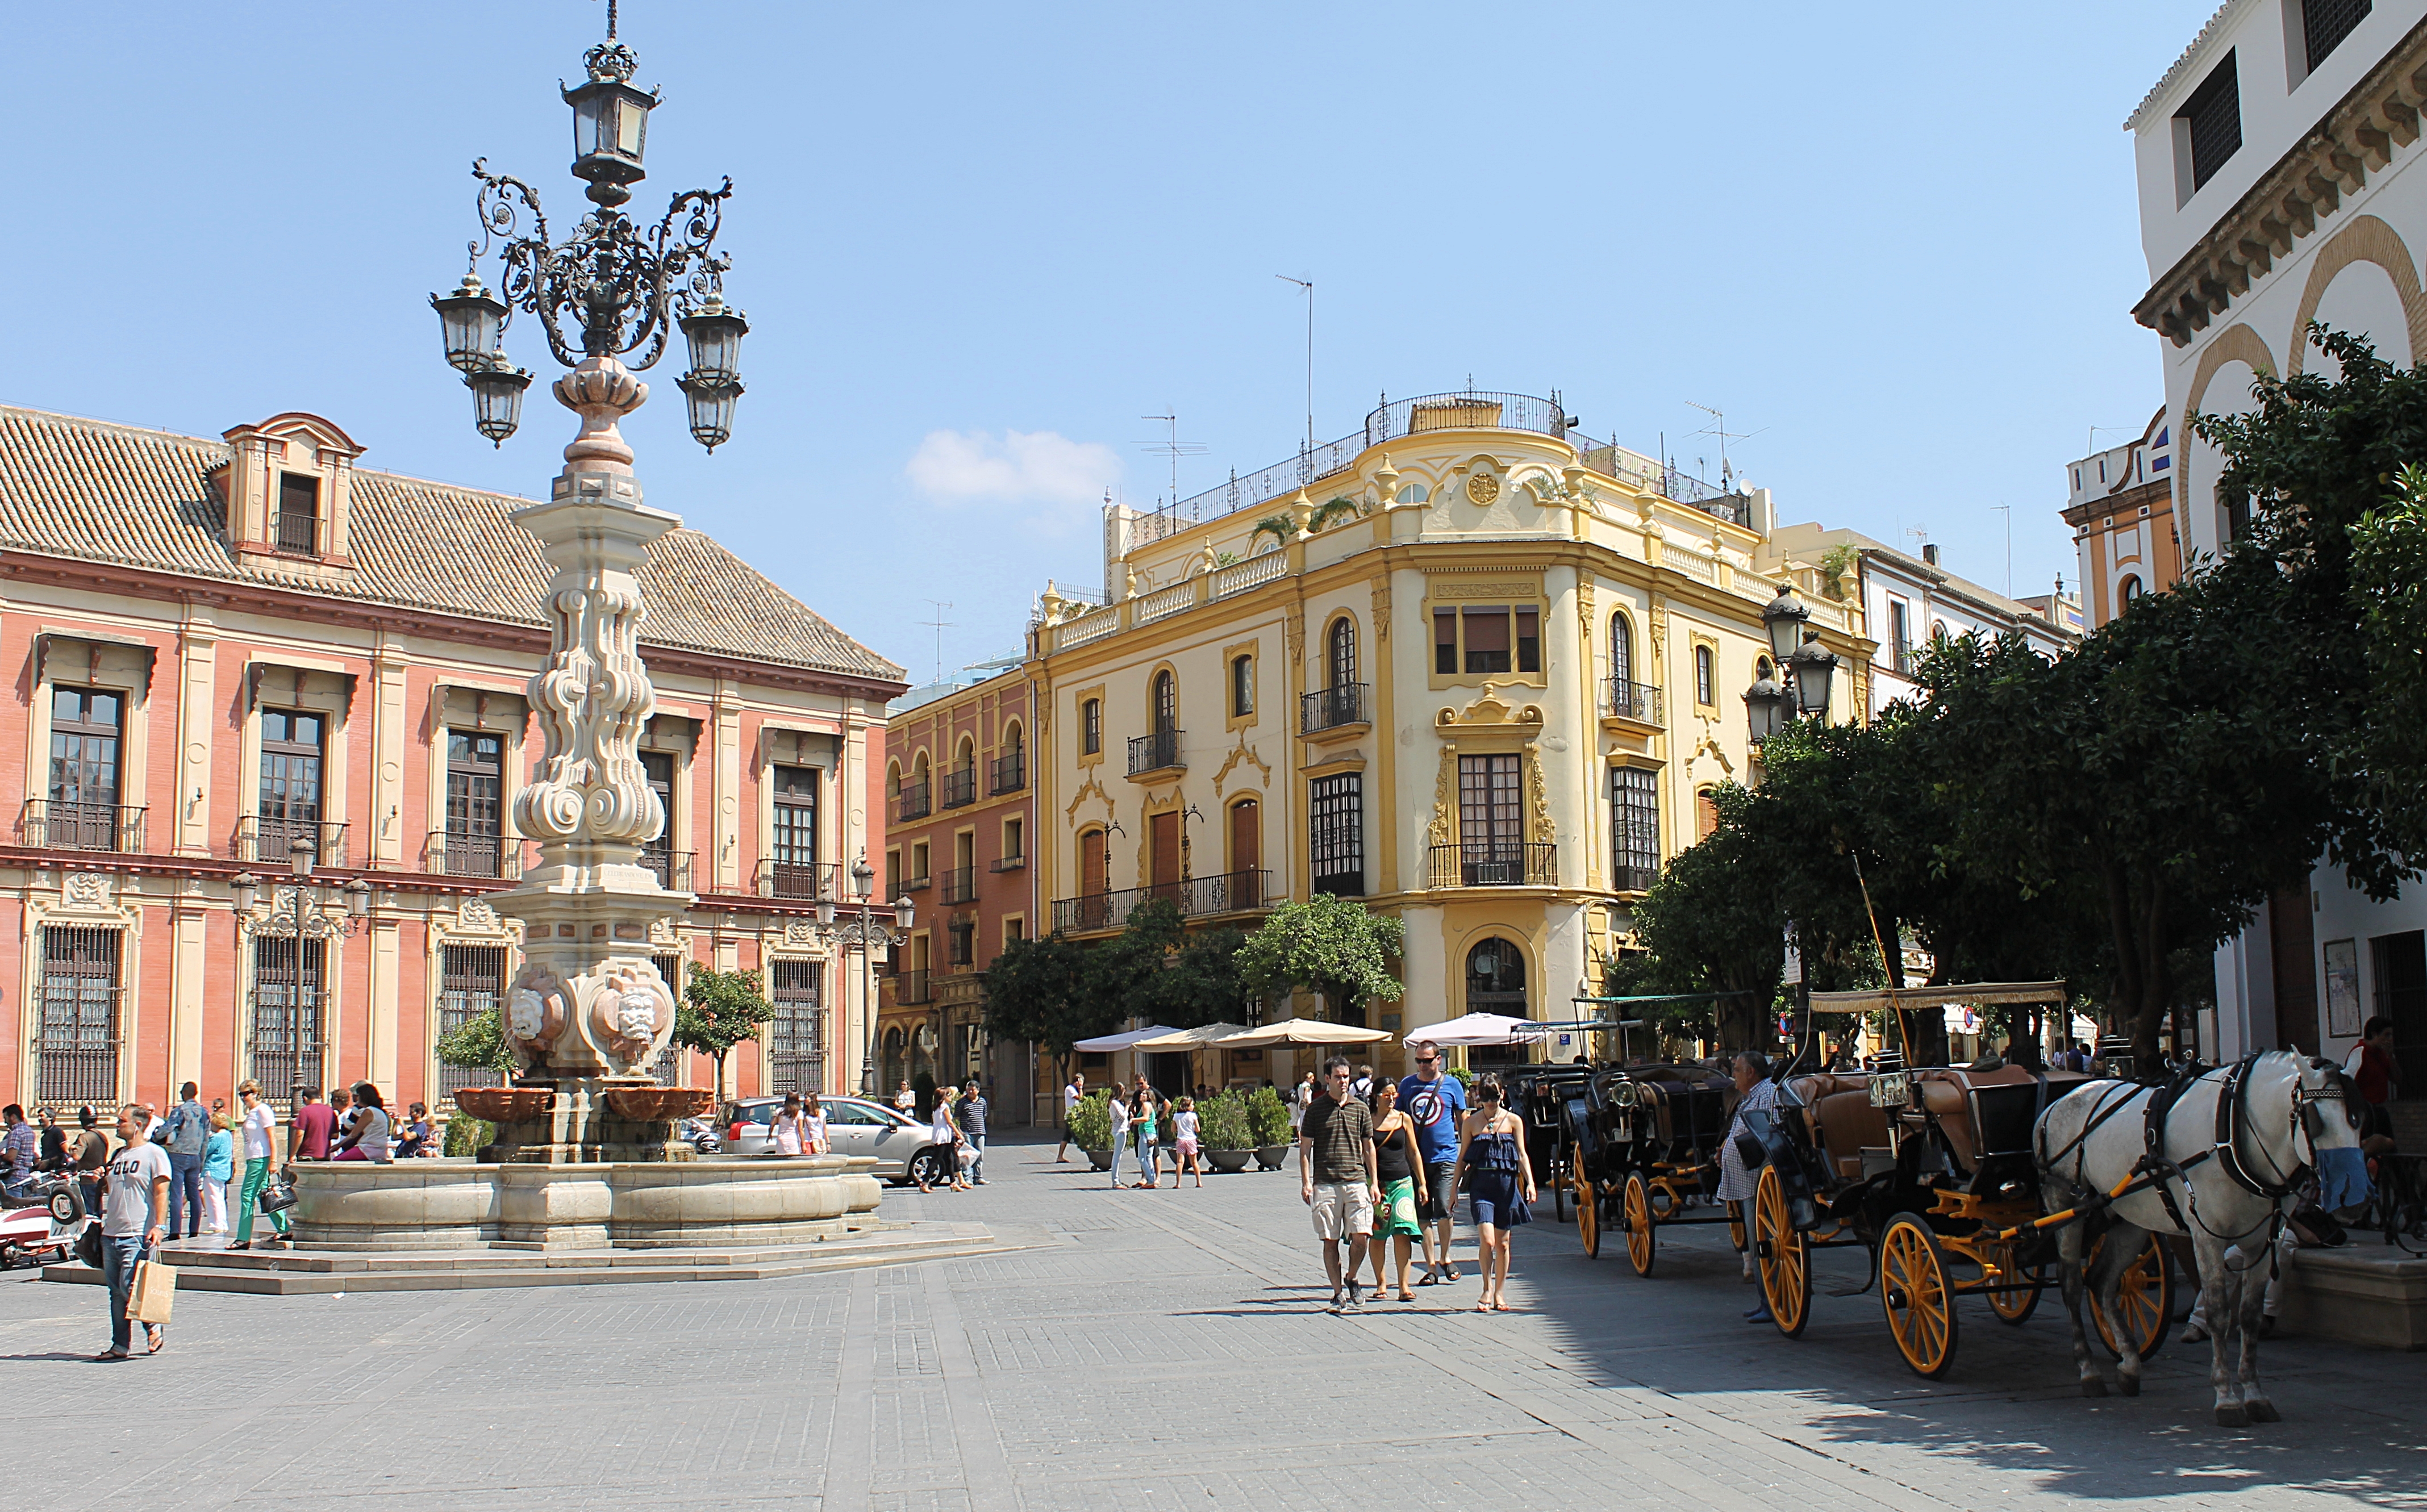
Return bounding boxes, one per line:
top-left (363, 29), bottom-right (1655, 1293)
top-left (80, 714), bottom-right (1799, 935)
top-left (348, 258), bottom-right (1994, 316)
top-left (1206, 1149), bottom-right (1253, 1173)
top-left (1085, 1148), bottom-right (1111, 1171)
top-left (452, 1087), bottom-right (556, 1123)
top-left (602, 1086), bottom-right (714, 1121)
top-left (1254, 1144), bottom-right (1290, 1171)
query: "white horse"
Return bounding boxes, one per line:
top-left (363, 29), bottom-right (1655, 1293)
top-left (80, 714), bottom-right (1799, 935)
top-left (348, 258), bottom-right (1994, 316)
top-left (2033, 1051), bottom-right (2371, 1426)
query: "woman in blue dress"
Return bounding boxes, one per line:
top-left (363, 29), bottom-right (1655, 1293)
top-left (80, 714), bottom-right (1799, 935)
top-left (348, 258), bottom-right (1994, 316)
top-left (1450, 1074), bottom-right (1536, 1312)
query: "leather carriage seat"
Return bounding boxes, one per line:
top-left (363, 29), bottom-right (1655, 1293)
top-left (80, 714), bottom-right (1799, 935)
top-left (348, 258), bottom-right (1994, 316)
top-left (1910, 1066), bottom-right (2095, 1171)
top-left (1787, 1073), bottom-right (1889, 1180)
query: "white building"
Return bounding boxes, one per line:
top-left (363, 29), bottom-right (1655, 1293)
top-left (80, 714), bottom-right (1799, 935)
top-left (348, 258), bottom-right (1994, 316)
top-left (2128, 0), bottom-right (2427, 1067)
top-left (1767, 524), bottom-right (2079, 719)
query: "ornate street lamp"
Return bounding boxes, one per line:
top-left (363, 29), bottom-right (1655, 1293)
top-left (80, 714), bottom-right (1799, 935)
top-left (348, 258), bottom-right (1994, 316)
top-left (1787, 630), bottom-right (1840, 719)
top-left (1762, 582), bottom-right (1811, 666)
top-left (230, 839), bottom-right (372, 1096)
top-left (810, 850), bottom-right (916, 1096)
top-left (1744, 662), bottom-right (1789, 745)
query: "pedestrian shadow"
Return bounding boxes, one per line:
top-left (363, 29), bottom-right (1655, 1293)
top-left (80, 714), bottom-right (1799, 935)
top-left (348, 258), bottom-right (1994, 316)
top-left (0, 1349), bottom-right (109, 1362)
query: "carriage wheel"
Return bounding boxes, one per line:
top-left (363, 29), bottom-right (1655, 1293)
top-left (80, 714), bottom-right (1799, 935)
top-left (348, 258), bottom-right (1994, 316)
top-left (1727, 1200), bottom-right (1746, 1254)
top-left (2088, 1232), bottom-right (2173, 1361)
top-left (1622, 1172), bottom-right (1655, 1276)
top-left (1575, 1176), bottom-right (1600, 1259)
top-left (1980, 1239), bottom-right (2045, 1326)
top-left (1879, 1213), bottom-right (1959, 1379)
top-left (1553, 1163), bottom-right (1570, 1223)
top-left (1754, 1165), bottom-right (1810, 1338)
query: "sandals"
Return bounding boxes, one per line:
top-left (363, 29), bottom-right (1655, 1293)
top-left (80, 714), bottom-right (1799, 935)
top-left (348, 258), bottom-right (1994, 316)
top-left (146, 1325), bottom-right (165, 1354)
top-left (1396, 1290), bottom-right (1417, 1302)
top-left (1415, 1269), bottom-right (1442, 1287)
top-left (90, 1348), bottom-right (128, 1362)
top-left (1442, 1265), bottom-right (1461, 1281)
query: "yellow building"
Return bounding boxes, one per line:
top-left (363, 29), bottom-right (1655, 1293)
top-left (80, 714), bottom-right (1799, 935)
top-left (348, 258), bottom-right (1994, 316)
top-left (1024, 391), bottom-right (1872, 1084)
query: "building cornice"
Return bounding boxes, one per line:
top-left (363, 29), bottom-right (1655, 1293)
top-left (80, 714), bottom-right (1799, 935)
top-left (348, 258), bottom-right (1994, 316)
top-left (2135, 14), bottom-right (2427, 348)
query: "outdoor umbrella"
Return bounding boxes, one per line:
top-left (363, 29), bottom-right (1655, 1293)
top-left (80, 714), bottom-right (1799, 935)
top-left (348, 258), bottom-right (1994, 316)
top-left (1070, 1025), bottom-right (1183, 1052)
top-left (1208, 1020), bottom-right (1392, 1049)
top-left (1399, 1012), bottom-right (1545, 1047)
top-left (1127, 1024), bottom-right (1253, 1050)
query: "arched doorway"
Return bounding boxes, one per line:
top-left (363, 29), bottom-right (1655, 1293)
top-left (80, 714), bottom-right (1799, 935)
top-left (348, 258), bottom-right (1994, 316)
top-left (1466, 937), bottom-right (1530, 1071)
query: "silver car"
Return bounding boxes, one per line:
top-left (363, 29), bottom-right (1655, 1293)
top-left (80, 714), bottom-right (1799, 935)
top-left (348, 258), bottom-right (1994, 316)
top-left (720, 1096), bottom-right (950, 1186)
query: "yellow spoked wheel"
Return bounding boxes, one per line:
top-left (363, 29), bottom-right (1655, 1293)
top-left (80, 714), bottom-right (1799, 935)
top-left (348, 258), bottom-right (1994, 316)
top-left (1623, 1172), bottom-right (1655, 1276)
top-left (1879, 1213), bottom-right (1959, 1379)
top-left (2088, 1232), bottom-right (2173, 1361)
top-left (1576, 1176), bottom-right (1600, 1259)
top-left (1727, 1200), bottom-right (1746, 1254)
top-left (1980, 1239), bottom-right (2045, 1326)
top-left (1754, 1164), bottom-right (1810, 1338)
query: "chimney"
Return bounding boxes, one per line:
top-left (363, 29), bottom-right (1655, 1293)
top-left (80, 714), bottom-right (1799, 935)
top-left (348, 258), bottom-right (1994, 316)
top-left (1921, 542), bottom-right (1940, 567)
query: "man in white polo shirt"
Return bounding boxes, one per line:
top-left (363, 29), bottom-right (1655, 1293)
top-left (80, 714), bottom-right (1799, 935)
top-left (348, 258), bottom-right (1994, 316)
top-left (94, 1105), bottom-right (170, 1360)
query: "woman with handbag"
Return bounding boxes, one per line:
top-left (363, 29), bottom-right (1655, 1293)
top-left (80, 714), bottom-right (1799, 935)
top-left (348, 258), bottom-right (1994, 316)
top-left (233, 1080), bottom-right (291, 1250)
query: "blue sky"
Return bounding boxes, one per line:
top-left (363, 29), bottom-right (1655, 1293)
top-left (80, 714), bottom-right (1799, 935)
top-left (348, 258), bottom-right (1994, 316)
top-left (0, 3), bottom-right (2207, 680)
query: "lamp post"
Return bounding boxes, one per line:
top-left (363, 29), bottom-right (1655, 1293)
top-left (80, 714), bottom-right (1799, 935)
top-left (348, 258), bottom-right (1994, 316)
top-left (422, 7), bottom-right (740, 1110)
top-left (815, 853), bottom-right (915, 1097)
top-left (230, 837), bottom-right (372, 1097)
top-left (1745, 582), bottom-right (1841, 745)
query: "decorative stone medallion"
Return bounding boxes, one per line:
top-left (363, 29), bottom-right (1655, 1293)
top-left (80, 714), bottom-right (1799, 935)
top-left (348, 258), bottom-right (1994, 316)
top-left (1466, 471), bottom-right (1500, 506)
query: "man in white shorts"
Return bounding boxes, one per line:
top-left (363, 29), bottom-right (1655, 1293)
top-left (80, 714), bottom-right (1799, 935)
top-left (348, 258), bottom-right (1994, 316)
top-left (1298, 1057), bottom-right (1378, 1313)
top-left (1055, 1071), bottom-right (1085, 1163)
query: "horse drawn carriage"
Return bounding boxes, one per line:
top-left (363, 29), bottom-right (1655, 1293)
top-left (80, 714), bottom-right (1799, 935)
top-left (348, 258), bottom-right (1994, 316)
top-left (1529, 1060), bottom-right (1746, 1274)
top-left (1740, 981), bottom-right (2174, 1379)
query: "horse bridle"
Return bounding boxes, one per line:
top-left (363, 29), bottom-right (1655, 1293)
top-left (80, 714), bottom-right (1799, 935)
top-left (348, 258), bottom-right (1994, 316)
top-left (2210, 1055), bottom-right (2350, 1202)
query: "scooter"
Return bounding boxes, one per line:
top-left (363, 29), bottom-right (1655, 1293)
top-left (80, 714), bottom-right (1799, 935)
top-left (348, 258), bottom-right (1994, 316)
top-left (679, 1116), bottom-right (722, 1156)
top-left (0, 1175), bottom-right (88, 1270)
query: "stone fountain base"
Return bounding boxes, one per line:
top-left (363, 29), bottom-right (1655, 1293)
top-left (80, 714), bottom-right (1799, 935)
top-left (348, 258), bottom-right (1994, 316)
top-left (287, 1154), bottom-right (885, 1252)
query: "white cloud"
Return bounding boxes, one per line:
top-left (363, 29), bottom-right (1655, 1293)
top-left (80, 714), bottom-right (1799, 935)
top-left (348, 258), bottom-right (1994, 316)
top-left (906, 428), bottom-right (1120, 527)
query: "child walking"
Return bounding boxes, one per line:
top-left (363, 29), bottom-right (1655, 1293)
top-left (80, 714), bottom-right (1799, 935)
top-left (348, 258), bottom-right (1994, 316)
top-left (1171, 1096), bottom-right (1203, 1188)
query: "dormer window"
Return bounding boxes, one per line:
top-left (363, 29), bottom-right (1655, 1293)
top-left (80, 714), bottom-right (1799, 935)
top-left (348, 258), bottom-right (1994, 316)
top-left (277, 473), bottom-right (320, 554)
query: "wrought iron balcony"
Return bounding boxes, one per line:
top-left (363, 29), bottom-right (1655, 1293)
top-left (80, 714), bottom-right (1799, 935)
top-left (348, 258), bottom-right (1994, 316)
top-left (755, 858), bottom-right (839, 901)
top-left (1300, 683), bottom-right (1370, 734)
top-left (899, 870), bottom-right (932, 892)
top-left (237, 815), bottom-right (350, 870)
top-left (1612, 863), bottom-right (1660, 894)
top-left (1604, 678), bottom-right (1664, 724)
top-left (940, 768), bottom-right (977, 809)
top-left (22, 799), bottom-right (145, 854)
top-left (1428, 841), bottom-right (1556, 888)
top-left (427, 827), bottom-right (521, 880)
top-left (990, 751), bottom-right (1025, 795)
top-left (275, 510), bottom-right (318, 554)
top-left (895, 968), bottom-right (933, 1005)
top-left (895, 781), bottom-right (931, 822)
top-left (989, 852), bottom-right (1027, 872)
top-left (940, 866), bottom-right (977, 904)
top-left (1051, 867), bottom-right (1275, 934)
top-left (1127, 730), bottom-right (1184, 776)
top-left (640, 844), bottom-right (695, 892)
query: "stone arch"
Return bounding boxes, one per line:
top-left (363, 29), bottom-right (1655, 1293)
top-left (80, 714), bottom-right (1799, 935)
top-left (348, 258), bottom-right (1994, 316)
top-left (2288, 214), bottom-right (2427, 375)
top-left (2186, 323), bottom-right (2277, 416)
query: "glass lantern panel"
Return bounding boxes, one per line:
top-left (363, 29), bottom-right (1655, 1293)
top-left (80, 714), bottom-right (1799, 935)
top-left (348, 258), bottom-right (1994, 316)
top-left (616, 96), bottom-right (648, 158)
top-left (572, 93), bottom-right (607, 160)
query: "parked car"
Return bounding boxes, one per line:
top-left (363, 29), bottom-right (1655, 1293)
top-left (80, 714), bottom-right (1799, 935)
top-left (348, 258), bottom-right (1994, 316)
top-left (720, 1096), bottom-right (949, 1186)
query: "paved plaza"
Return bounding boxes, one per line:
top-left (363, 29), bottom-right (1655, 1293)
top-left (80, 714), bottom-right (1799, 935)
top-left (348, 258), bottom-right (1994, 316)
top-left (7, 1133), bottom-right (2426, 1511)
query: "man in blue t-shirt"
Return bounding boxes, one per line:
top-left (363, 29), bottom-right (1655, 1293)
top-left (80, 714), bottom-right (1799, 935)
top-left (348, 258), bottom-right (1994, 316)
top-left (1397, 1041), bottom-right (1468, 1284)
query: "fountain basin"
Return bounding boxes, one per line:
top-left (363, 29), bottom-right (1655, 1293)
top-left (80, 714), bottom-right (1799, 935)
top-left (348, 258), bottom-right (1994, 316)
top-left (452, 1087), bottom-right (559, 1123)
top-left (601, 1085), bottom-right (715, 1121)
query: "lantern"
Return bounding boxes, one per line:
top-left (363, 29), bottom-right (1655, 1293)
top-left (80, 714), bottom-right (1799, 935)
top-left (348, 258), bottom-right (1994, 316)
top-left (466, 354), bottom-right (533, 447)
top-left (429, 273), bottom-right (506, 374)
top-left (679, 295), bottom-right (748, 386)
top-left (343, 877), bottom-right (373, 920)
top-left (1762, 581), bottom-right (1811, 665)
top-left (1743, 668), bottom-right (1790, 744)
top-left (679, 371), bottom-right (743, 453)
top-left (1787, 631), bottom-right (1839, 720)
top-left (231, 871), bottom-right (260, 915)
top-left (816, 895), bottom-right (838, 928)
top-left (893, 895), bottom-right (916, 932)
top-left (852, 854), bottom-right (877, 900)
top-left (564, 55), bottom-right (656, 206)
top-left (289, 833), bottom-right (317, 878)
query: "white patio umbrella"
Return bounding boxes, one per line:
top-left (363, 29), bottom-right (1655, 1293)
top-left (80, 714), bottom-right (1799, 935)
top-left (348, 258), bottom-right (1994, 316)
top-left (1070, 1025), bottom-right (1183, 1052)
top-left (1401, 1012), bottom-right (1548, 1047)
top-left (1127, 1023), bottom-right (1254, 1050)
top-left (1208, 1020), bottom-right (1393, 1049)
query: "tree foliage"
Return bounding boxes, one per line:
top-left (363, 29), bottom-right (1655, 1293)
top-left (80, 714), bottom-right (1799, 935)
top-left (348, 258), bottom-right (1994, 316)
top-left (2354, 463), bottom-right (2427, 858)
top-left (673, 964), bottom-right (775, 1101)
top-left (1236, 893), bottom-right (1405, 1024)
top-left (981, 932), bottom-right (1098, 1059)
top-left (434, 1008), bottom-right (514, 1081)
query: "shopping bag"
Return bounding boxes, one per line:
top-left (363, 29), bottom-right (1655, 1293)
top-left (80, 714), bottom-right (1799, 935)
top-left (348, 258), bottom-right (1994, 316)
top-left (126, 1258), bottom-right (177, 1326)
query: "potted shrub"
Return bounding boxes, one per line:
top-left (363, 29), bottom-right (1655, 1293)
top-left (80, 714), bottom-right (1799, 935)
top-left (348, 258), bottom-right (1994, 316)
top-left (1066, 1091), bottom-right (1114, 1170)
top-left (1198, 1092), bottom-right (1254, 1173)
top-left (1246, 1085), bottom-right (1294, 1170)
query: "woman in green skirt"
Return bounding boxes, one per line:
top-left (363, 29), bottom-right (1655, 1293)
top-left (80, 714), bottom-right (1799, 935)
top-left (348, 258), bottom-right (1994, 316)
top-left (1366, 1079), bottom-right (1430, 1301)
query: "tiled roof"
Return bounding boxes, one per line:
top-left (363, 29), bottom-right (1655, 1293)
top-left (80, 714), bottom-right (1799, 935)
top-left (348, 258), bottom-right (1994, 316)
top-left (0, 405), bottom-right (904, 684)
top-left (2125, 1), bottom-right (2245, 131)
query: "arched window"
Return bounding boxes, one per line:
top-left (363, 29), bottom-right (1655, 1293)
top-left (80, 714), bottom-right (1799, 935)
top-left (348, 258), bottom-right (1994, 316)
top-left (1609, 611), bottom-right (1634, 690)
top-left (1328, 616), bottom-right (1358, 688)
top-left (1694, 645), bottom-right (1715, 707)
top-left (994, 721), bottom-right (1025, 795)
top-left (1228, 797), bottom-right (1261, 883)
top-left (1152, 670), bottom-right (1177, 735)
top-left (1081, 697), bottom-right (1101, 755)
top-left (1466, 938), bottom-right (1528, 1016)
top-left (887, 761), bottom-right (904, 795)
top-left (2120, 574), bottom-right (2144, 604)
top-left (1695, 787), bottom-right (1719, 841)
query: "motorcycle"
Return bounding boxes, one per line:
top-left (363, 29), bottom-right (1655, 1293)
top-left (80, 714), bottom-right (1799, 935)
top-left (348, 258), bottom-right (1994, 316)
top-left (1, 1175), bottom-right (89, 1270)
top-left (679, 1116), bottom-right (722, 1156)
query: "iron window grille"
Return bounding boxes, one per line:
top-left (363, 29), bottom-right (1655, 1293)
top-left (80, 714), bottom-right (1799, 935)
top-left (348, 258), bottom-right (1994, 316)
top-left (438, 944), bottom-right (507, 1100)
top-left (1310, 773), bottom-right (1363, 897)
top-left (250, 935), bottom-right (327, 1100)
top-left (1611, 767), bottom-right (1661, 894)
top-left (2180, 51), bottom-right (2242, 192)
top-left (768, 957), bottom-right (822, 1095)
top-left (37, 925), bottom-right (121, 1105)
top-left (651, 951), bottom-right (688, 1085)
top-left (2304, 0), bottom-right (2371, 74)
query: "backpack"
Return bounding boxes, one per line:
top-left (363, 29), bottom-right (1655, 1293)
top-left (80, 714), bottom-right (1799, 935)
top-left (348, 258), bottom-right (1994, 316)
top-left (165, 1102), bottom-right (208, 1158)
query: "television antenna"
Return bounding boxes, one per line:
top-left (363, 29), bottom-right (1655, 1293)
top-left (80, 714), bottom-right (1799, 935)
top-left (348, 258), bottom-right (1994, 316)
top-left (918, 600), bottom-right (954, 683)
top-left (1683, 400), bottom-right (1766, 488)
top-left (1276, 274), bottom-right (1314, 465)
top-left (1990, 503), bottom-right (2012, 598)
top-left (1135, 410), bottom-right (1208, 516)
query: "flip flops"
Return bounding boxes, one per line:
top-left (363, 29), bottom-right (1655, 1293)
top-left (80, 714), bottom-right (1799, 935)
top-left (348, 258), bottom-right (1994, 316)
top-left (145, 1325), bottom-right (164, 1355)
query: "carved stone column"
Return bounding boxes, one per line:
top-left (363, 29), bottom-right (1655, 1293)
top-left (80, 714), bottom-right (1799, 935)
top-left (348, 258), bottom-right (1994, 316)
top-left (487, 355), bottom-right (697, 1156)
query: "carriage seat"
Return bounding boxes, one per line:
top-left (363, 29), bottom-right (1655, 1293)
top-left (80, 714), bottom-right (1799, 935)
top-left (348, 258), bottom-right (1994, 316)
top-left (1786, 1073), bottom-right (1890, 1180)
top-left (1909, 1067), bottom-right (2094, 1172)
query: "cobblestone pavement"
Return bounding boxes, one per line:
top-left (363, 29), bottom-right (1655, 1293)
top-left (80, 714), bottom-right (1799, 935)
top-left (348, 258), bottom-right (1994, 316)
top-left (6, 1133), bottom-right (2426, 1511)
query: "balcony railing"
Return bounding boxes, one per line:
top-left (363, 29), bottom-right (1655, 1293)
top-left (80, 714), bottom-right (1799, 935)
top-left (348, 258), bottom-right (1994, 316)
top-left (896, 782), bottom-right (931, 822)
top-left (940, 768), bottom-right (977, 809)
top-left (1300, 683), bottom-right (1370, 734)
top-left (1051, 867), bottom-right (1275, 934)
top-left (1429, 841), bottom-right (1556, 888)
top-left (1612, 863), bottom-right (1660, 894)
top-left (899, 871), bottom-right (932, 892)
top-left (755, 858), bottom-right (840, 901)
top-left (989, 852), bottom-right (1027, 872)
top-left (1604, 678), bottom-right (1664, 724)
top-left (22, 799), bottom-right (144, 854)
top-left (427, 827), bottom-right (521, 880)
top-left (1892, 642), bottom-right (1916, 677)
top-left (940, 866), bottom-right (977, 904)
top-left (989, 752), bottom-right (1025, 795)
top-left (237, 815), bottom-right (349, 870)
top-left (895, 969), bottom-right (933, 1005)
top-left (640, 845), bottom-right (695, 892)
top-left (275, 510), bottom-right (318, 554)
top-left (1127, 730), bottom-right (1184, 776)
